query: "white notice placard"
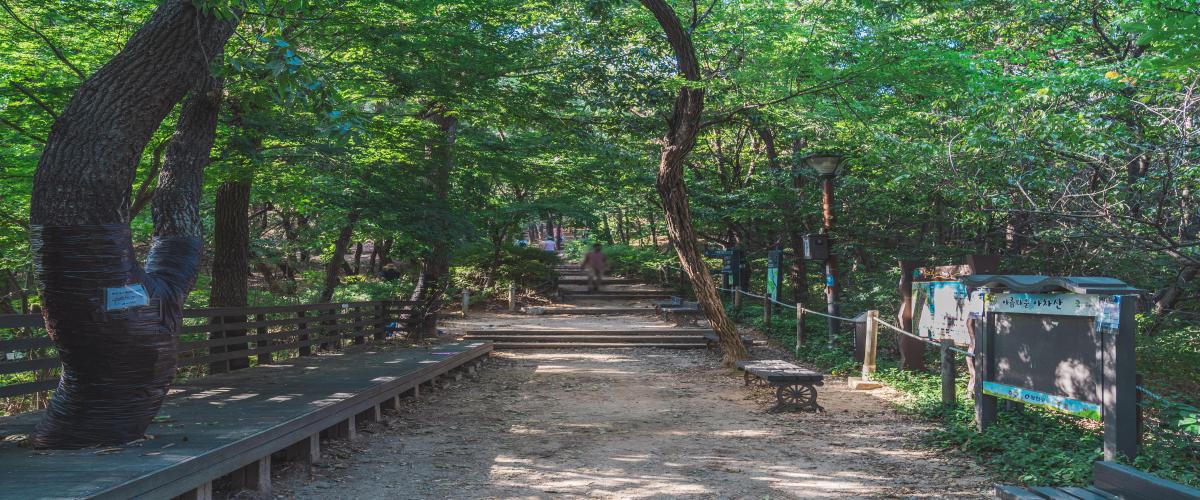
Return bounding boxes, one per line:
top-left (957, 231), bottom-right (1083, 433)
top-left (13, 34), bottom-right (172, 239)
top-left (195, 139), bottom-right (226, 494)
top-left (105, 284), bottom-right (149, 311)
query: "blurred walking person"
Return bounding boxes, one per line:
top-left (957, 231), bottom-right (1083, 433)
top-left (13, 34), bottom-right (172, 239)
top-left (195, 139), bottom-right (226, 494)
top-left (581, 243), bottom-right (607, 292)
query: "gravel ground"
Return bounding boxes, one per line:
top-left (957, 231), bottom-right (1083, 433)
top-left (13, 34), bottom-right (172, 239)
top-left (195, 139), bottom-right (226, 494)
top-left (271, 322), bottom-right (991, 499)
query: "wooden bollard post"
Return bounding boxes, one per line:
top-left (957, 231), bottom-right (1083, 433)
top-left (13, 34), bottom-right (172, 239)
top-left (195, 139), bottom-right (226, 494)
top-left (849, 310), bottom-right (882, 390)
top-left (762, 293), bottom-right (772, 326)
top-left (862, 310), bottom-right (879, 378)
top-left (940, 338), bottom-right (956, 409)
top-left (733, 287), bottom-right (742, 309)
top-left (795, 303), bottom-right (805, 352)
top-left (462, 290), bottom-right (470, 317)
top-left (508, 283), bottom-right (518, 312)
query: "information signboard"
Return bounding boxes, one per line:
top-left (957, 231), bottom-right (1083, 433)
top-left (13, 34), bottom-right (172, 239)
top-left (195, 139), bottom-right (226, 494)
top-left (912, 281), bottom-right (985, 346)
top-left (766, 249), bottom-right (782, 302)
top-left (960, 275), bottom-right (1139, 461)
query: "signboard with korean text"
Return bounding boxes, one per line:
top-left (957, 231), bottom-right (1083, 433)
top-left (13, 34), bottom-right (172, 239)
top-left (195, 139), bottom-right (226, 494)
top-left (960, 275), bottom-right (1139, 460)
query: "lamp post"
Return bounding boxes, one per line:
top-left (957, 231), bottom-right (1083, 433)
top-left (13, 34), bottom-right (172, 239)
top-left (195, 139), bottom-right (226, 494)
top-left (803, 153), bottom-right (843, 345)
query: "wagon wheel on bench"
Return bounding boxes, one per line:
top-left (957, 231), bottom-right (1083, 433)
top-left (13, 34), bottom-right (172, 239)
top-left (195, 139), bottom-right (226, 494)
top-left (774, 383), bottom-right (821, 412)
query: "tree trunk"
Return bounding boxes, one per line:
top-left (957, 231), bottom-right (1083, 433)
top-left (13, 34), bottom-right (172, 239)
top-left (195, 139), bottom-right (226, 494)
top-left (639, 0), bottom-right (747, 364)
top-left (408, 109), bottom-right (457, 337)
top-left (368, 240), bottom-right (378, 274)
top-left (378, 239), bottom-right (394, 266)
top-left (616, 207), bottom-right (628, 245)
top-left (318, 212), bottom-right (360, 304)
top-left (352, 241), bottom-right (363, 275)
top-left (28, 0), bottom-right (235, 448)
top-left (788, 138), bottom-right (809, 304)
top-left (209, 179), bottom-right (252, 372)
top-left (1153, 265), bottom-right (1198, 315)
top-left (649, 209), bottom-right (659, 250)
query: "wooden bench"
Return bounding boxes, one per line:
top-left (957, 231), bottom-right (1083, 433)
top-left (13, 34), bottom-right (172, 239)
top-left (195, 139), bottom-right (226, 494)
top-left (735, 360), bottom-right (825, 412)
top-left (996, 461), bottom-right (1200, 500)
top-left (652, 297), bottom-right (684, 311)
top-left (656, 297), bottom-right (704, 326)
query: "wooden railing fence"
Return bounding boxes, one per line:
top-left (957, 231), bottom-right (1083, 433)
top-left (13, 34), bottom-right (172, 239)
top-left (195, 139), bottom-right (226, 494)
top-left (0, 299), bottom-right (430, 404)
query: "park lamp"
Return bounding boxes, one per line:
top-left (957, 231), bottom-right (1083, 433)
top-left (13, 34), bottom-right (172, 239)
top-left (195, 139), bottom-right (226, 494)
top-left (802, 153), bottom-right (844, 177)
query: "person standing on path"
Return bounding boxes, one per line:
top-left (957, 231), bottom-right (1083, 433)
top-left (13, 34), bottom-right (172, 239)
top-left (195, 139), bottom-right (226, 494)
top-left (542, 237), bottom-right (557, 253)
top-left (581, 243), bottom-right (607, 292)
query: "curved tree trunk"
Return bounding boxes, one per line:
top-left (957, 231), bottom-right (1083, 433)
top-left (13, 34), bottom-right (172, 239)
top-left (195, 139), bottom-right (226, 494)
top-left (639, 0), bottom-right (747, 364)
top-left (28, 0), bottom-right (235, 448)
top-left (318, 211), bottom-right (360, 304)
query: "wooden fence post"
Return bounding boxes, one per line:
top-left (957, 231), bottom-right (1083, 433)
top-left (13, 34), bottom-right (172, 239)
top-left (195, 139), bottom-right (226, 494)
top-left (462, 290), bottom-right (471, 317)
top-left (209, 316), bottom-right (228, 375)
top-left (256, 313), bottom-right (271, 365)
top-left (1104, 295), bottom-right (1138, 461)
top-left (762, 293), bottom-right (772, 326)
top-left (795, 303), bottom-right (805, 350)
top-left (508, 283), bottom-right (517, 312)
top-left (940, 338), bottom-right (956, 409)
top-left (375, 301), bottom-right (388, 340)
top-left (862, 310), bottom-right (879, 379)
top-left (297, 309), bottom-right (311, 356)
top-left (352, 304), bottom-right (365, 345)
top-left (848, 310), bottom-right (882, 390)
top-left (974, 313), bottom-right (996, 432)
top-left (733, 287), bottom-right (742, 309)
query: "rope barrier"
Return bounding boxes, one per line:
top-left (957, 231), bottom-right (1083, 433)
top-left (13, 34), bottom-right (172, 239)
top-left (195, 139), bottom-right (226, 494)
top-left (769, 297), bottom-right (797, 310)
top-left (1138, 386), bottom-right (1168, 403)
top-left (737, 289), bottom-right (767, 300)
top-left (797, 307), bottom-right (857, 322)
top-left (874, 317), bottom-right (975, 358)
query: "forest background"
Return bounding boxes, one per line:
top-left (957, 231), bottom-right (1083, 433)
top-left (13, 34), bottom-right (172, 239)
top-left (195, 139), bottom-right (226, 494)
top-left (0, 0), bottom-right (1197, 488)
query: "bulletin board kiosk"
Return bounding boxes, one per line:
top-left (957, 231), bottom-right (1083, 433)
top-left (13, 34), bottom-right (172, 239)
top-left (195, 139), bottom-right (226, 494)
top-left (960, 275), bottom-right (1141, 461)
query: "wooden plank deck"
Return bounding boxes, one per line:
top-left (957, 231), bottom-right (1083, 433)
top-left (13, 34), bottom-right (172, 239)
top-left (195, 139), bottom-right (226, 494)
top-left (0, 340), bottom-right (492, 499)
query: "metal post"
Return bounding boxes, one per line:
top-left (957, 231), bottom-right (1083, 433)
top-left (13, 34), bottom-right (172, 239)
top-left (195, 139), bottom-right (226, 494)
top-left (508, 283), bottom-right (517, 312)
top-left (861, 310), bottom-right (879, 380)
top-left (821, 173), bottom-right (840, 345)
top-left (795, 303), bottom-right (805, 351)
top-left (940, 338), bottom-right (956, 409)
top-left (462, 290), bottom-right (471, 317)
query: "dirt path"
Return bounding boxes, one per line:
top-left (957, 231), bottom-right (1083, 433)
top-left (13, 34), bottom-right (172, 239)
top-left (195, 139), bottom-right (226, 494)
top-left (273, 313), bottom-right (991, 499)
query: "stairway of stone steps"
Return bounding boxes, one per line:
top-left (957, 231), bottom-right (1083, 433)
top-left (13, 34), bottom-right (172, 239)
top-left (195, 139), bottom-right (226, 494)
top-left (551, 265), bottom-right (674, 307)
top-left (443, 262), bottom-right (708, 350)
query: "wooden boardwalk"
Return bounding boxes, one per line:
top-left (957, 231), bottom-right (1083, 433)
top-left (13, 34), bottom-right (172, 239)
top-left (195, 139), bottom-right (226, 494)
top-left (0, 340), bottom-right (491, 499)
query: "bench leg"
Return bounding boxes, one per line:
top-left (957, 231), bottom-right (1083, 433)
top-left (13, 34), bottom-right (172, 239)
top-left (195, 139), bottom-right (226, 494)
top-left (771, 383), bottom-right (822, 412)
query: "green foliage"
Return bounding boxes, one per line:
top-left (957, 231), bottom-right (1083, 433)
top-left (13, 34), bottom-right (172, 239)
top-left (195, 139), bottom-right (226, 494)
top-left (452, 241), bottom-right (557, 292)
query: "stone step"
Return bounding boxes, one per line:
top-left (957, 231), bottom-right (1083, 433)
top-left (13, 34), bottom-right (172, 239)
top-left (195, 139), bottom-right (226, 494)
top-left (537, 307), bottom-right (657, 315)
top-left (490, 342), bottom-right (708, 350)
top-left (556, 278), bottom-right (640, 284)
top-left (563, 293), bottom-right (673, 300)
top-left (464, 335), bottom-right (706, 343)
top-left (463, 329), bottom-right (712, 336)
